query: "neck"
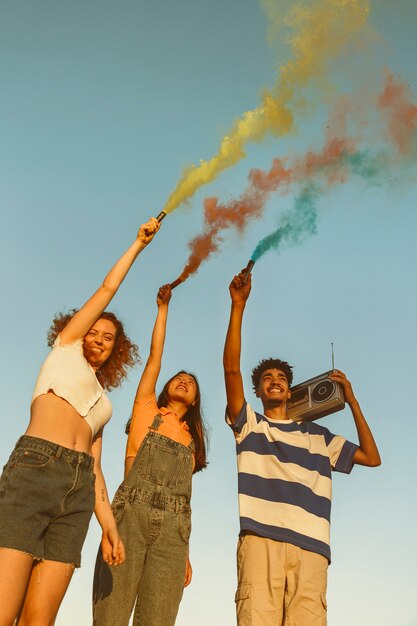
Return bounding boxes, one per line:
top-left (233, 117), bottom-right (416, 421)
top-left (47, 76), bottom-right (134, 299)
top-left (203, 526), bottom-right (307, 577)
top-left (263, 403), bottom-right (289, 421)
top-left (165, 400), bottom-right (190, 420)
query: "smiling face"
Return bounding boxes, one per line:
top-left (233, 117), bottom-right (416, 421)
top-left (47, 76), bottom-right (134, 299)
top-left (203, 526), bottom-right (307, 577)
top-left (166, 373), bottom-right (198, 408)
top-left (83, 318), bottom-right (117, 370)
top-left (256, 368), bottom-right (291, 409)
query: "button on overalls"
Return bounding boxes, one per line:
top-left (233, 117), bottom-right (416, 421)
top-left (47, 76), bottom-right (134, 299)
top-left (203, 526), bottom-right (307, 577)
top-left (93, 414), bottom-right (194, 626)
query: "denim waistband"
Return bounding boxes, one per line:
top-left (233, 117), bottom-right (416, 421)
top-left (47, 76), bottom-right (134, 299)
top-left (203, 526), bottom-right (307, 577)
top-left (116, 485), bottom-right (191, 514)
top-left (16, 435), bottom-right (94, 471)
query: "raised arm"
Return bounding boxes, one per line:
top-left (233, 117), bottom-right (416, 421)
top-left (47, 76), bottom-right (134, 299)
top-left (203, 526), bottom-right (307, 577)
top-left (60, 217), bottom-right (160, 345)
top-left (223, 271), bottom-right (252, 423)
top-left (134, 284), bottom-right (172, 401)
top-left (329, 370), bottom-right (381, 467)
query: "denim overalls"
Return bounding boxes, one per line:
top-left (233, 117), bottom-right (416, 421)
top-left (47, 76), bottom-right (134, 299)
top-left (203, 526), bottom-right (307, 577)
top-left (93, 413), bottom-right (194, 626)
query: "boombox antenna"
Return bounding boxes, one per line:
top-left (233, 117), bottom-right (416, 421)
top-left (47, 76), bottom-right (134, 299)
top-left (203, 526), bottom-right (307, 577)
top-left (331, 342), bottom-right (335, 371)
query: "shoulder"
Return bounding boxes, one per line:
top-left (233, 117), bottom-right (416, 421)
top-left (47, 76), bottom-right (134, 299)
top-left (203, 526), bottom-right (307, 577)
top-left (296, 420), bottom-right (336, 443)
top-left (133, 392), bottom-right (159, 414)
top-left (53, 334), bottom-right (84, 349)
top-left (226, 400), bottom-right (265, 440)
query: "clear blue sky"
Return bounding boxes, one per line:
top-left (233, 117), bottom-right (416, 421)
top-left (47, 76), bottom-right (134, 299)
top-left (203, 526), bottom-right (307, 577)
top-left (0, 1), bottom-right (416, 625)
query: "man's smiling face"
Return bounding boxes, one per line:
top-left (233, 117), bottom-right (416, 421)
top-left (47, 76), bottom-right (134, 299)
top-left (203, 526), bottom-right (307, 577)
top-left (256, 368), bottom-right (291, 408)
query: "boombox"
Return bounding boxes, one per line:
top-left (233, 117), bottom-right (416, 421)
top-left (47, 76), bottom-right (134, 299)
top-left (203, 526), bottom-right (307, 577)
top-left (287, 371), bottom-right (345, 422)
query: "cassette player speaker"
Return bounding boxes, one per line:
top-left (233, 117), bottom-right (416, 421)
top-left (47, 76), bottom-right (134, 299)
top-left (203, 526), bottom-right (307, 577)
top-left (286, 371), bottom-right (345, 422)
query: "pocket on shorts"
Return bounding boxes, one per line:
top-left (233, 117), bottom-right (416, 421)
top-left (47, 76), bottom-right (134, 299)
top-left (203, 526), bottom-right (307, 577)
top-left (0, 450), bottom-right (19, 491)
top-left (178, 513), bottom-right (192, 544)
top-left (235, 583), bottom-right (251, 623)
top-left (235, 583), bottom-right (251, 603)
top-left (1, 449), bottom-right (19, 474)
top-left (14, 449), bottom-right (54, 470)
top-left (0, 462), bottom-right (12, 500)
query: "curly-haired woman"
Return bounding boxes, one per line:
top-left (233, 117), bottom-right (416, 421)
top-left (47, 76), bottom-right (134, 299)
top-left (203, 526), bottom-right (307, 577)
top-left (92, 283), bottom-right (208, 626)
top-left (0, 217), bottom-right (160, 626)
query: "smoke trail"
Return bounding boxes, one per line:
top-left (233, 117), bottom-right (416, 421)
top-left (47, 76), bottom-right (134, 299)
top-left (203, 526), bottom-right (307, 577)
top-left (250, 147), bottom-right (393, 263)
top-left (293, 138), bottom-right (393, 186)
top-left (252, 183), bottom-right (320, 261)
top-left (378, 70), bottom-right (417, 155)
top-left (243, 72), bottom-right (417, 266)
top-left (172, 73), bottom-right (416, 284)
top-left (163, 0), bottom-right (370, 214)
top-left (249, 147), bottom-right (393, 264)
top-left (174, 140), bottom-right (384, 283)
top-left (247, 145), bottom-right (396, 264)
top-left (173, 135), bottom-right (359, 282)
top-left (176, 159), bottom-right (292, 282)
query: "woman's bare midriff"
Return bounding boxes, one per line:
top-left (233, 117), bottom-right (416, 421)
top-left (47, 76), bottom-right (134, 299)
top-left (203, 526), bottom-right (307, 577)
top-left (26, 392), bottom-right (93, 453)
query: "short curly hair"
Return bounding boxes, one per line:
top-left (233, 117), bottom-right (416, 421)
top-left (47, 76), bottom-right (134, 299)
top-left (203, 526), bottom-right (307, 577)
top-left (251, 358), bottom-right (293, 392)
top-left (47, 310), bottom-right (140, 390)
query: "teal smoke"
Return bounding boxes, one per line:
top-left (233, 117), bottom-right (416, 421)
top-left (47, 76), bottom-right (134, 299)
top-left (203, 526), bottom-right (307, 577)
top-left (252, 183), bottom-right (321, 262)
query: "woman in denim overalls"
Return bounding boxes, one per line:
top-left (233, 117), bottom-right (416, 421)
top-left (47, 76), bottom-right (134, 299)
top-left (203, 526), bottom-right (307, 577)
top-left (93, 284), bottom-right (208, 626)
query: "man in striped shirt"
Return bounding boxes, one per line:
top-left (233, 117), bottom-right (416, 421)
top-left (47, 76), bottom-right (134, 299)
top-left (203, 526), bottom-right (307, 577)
top-left (223, 269), bottom-right (381, 626)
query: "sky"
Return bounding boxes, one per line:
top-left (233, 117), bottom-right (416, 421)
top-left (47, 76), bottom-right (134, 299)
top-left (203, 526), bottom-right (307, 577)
top-left (0, 1), bottom-right (416, 625)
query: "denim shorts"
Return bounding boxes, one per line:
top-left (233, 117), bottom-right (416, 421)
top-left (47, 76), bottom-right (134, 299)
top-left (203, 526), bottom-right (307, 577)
top-left (0, 435), bottom-right (95, 567)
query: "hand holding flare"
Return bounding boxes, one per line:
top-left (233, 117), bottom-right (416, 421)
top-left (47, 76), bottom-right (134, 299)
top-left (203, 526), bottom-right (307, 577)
top-left (242, 259), bottom-right (255, 284)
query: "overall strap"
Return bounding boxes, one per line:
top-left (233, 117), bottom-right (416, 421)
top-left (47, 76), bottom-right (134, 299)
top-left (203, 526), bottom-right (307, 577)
top-left (149, 413), bottom-right (164, 431)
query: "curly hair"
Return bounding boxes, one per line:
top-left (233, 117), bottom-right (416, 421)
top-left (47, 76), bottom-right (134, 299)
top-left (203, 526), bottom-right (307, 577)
top-left (47, 309), bottom-right (140, 390)
top-left (251, 358), bottom-right (293, 392)
top-left (125, 371), bottom-right (209, 474)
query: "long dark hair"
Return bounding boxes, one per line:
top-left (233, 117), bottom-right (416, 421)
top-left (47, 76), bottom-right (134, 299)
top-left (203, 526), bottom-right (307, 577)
top-left (160, 371), bottom-right (208, 473)
top-left (126, 370), bottom-right (208, 473)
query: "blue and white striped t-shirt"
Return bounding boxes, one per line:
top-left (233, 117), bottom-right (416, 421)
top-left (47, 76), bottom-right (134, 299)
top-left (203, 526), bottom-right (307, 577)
top-left (227, 401), bottom-right (358, 562)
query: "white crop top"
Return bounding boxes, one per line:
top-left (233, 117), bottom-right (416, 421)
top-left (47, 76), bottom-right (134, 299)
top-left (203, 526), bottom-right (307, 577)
top-left (31, 335), bottom-right (112, 438)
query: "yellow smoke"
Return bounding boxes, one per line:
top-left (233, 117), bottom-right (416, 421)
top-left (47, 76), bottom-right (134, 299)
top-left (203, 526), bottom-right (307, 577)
top-left (164, 0), bottom-right (370, 214)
